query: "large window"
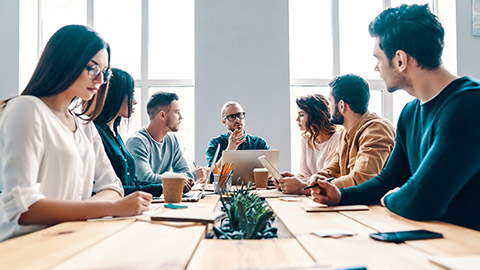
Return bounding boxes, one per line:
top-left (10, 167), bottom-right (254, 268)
top-left (289, 0), bottom-right (433, 173)
top-left (19, 0), bottom-right (195, 163)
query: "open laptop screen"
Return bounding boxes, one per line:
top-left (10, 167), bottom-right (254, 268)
top-left (222, 149), bottom-right (279, 184)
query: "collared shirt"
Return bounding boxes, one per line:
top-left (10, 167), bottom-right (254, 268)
top-left (205, 131), bottom-right (270, 166)
top-left (94, 123), bottom-right (163, 196)
top-left (318, 112), bottom-right (395, 188)
top-left (0, 96), bottom-right (123, 241)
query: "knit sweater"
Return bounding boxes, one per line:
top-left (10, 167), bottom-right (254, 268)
top-left (340, 76), bottom-right (480, 231)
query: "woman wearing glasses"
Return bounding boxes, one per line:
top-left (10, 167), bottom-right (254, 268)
top-left (275, 94), bottom-right (340, 194)
top-left (94, 68), bottom-right (163, 196)
top-left (0, 25), bottom-right (151, 241)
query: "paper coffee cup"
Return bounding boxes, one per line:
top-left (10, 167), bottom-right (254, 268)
top-left (253, 168), bottom-right (269, 189)
top-left (162, 172), bottom-right (185, 203)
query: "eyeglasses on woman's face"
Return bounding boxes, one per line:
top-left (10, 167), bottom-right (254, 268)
top-left (224, 112), bottom-right (246, 121)
top-left (85, 63), bottom-right (112, 85)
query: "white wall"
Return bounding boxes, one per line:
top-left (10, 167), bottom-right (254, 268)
top-left (195, 0), bottom-right (291, 170)
top-left (456, 1), bottom-right (480, 79)
top-left (0, 0), bottom-right (19, 100)
top-left (0, 1), bottom-right (478, 170)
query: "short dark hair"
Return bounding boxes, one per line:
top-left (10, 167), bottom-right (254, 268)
top-left (21, 25), bottom-right (111, 121)
top-left (368, 4), bottom-right (444, 69)
top-left (147, 91), bottom-right (179, 120)
top-left (329, 74), bottom-right (370, 115)
top-left (94, 68), bottom-right (135, 132)
top-left (296, 94), bottom-right (336, 149)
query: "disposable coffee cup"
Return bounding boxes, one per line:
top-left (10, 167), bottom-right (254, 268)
top-left (162, 172), bottom-right (185, 203)
top-left (253, 168), bottom-right (269, 189)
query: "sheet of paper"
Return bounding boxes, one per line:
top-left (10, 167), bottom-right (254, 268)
top-left (429, 256), bottom-right (480, 270)
top-left (304, 205), bottom-right (369, 212)
top-left (312, 229), bottom-right (357, 239)
top-left (254, 189), bottom-right (303, 198)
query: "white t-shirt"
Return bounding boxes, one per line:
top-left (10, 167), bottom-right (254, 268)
top-left (0, 96), bottom-right (123, 240)
top-left (297, 132), bottom-right (340, 181)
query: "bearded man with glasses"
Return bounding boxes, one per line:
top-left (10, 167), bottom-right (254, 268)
top-left (205, 101), bottom-right (270, 167)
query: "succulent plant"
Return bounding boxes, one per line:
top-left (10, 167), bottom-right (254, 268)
top-left (212, 183), bottom-right (278, 240)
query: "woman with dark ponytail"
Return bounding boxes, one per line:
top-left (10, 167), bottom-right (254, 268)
top-left (94, 68), bottom-right (163, 196)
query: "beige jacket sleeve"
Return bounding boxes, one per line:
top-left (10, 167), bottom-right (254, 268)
top-left (332, 121), bottom-right (395, 188)
top-left (317, 151), bottom-right (342, 179)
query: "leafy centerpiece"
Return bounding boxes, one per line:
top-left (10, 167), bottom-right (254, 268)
top-left (211, 184), bottom-right (278, 240)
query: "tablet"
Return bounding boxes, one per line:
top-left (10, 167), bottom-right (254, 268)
top-left (258, 155), bottom-right (283, 181)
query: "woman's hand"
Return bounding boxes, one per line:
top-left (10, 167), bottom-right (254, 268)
top-left (113, 191), bottom-right (152, 216)
top-left (278, 175), bottom-right (308, 195)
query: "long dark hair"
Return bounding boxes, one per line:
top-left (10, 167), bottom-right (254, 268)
top-left (94, 68), bottom-right (135, 132)
top-left (296, 94), bottom-right (336, 149)
top-left (2, 25), bottom-right (111, 121)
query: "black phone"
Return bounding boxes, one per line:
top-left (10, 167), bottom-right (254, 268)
top-left (369, 229), bottom-right (443, 243)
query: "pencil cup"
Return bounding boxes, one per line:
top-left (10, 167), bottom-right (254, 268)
top-left (214, 174), bottom-right (232, 194)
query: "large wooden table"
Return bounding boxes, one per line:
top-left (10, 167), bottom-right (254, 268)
top-left (1, 193), bottom-right (479, 269)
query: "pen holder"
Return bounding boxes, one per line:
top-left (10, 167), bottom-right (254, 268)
top-left (213, 174), bottom-right (232, 194)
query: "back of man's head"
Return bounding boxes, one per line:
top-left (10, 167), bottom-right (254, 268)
top-left (368, 4), bottom-right (444, 70)
top-left (147, 91), bottom-right (179, 120)
top-left (329, 74), bottom-right (370, 115)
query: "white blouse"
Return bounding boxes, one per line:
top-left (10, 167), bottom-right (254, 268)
top-left (297, 132), bottom-right (340, 181)
top-left (0, 96), bottom-right (123, 240)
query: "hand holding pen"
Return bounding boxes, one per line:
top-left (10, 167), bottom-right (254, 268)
top-left (193, 162), bottom-right (207, 183)
top-left (303, 177), bottom-right (334, 190)
top-left (307, 175), bottom-right (342, 205)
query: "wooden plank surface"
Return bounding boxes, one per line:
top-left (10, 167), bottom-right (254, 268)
top-left (266, 198), bottom-right (443, 270)
top-left (52, 220), bottom-right (206, 270)
top-left (187, 239), bottom-right (314, 270)
top-left (0, 220), bottom-right (135, 270)
top-left (341, 205), bottom-right (480, 256)
top-left (51, 194), bottom-right (220, 270)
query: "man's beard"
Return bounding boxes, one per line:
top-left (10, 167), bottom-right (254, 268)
top-left (386, 68), bottom-right (412, 93)
top-left (229, 123), bottom-right (243, 132)
top-left (330, 104), bottom-right (344, 125)
top-left (166, 118), bottom-right (179, 132)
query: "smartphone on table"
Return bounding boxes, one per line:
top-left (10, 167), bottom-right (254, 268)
top-left (370, 229), bottom-right (443, 243)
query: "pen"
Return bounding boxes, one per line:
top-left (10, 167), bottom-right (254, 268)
top-left (302, 177), bottom-right (334, 190)
top-left (193, 161), bottom-right (198, 167)
top-left (133, 178), bottom-right (141, 191)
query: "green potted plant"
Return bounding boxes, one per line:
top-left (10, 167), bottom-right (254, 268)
top-left (210, 184), bottom-right (278, 240)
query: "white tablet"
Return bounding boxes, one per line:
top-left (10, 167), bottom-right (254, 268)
top-left (258, 155), bottom-right (283, 181)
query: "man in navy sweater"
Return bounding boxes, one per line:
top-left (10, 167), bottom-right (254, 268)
top-left (310, 4), bottom-right (480, 231)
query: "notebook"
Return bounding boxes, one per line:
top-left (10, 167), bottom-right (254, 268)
top-left (151, 210), bottom-right (225, 224)
top-left (222, 149), bottom-right (280, 184)
top-left (304, 205), bottom-right (369, 212)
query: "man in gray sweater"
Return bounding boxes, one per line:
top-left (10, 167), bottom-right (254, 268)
top-left (126, 92), bottom-right (206, 192)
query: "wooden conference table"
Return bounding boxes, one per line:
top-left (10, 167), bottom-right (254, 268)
top-left (1, 191), bottom-right (479, 270)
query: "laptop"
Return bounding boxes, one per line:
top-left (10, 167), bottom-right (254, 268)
top-left (152, 190), bottom-right (202, 203)
top-left (222, 149), bottom-right (280, 184)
